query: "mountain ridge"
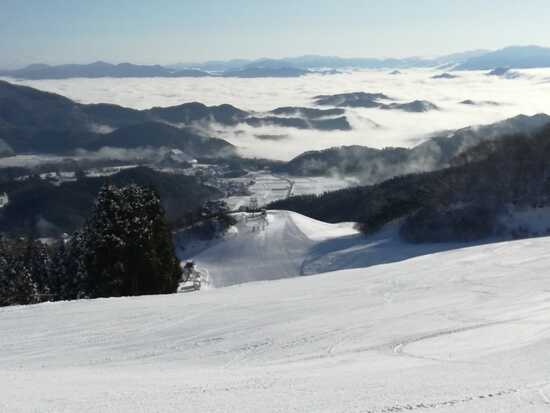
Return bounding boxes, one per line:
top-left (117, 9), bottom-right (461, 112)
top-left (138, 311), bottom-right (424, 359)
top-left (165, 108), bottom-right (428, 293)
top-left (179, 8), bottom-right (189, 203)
top-left (0, 80), bottom-right (355, 156)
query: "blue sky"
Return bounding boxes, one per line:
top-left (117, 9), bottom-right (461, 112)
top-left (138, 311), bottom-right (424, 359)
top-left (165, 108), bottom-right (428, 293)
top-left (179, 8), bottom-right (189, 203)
top-left (1, 0), bottom-right (550, 68)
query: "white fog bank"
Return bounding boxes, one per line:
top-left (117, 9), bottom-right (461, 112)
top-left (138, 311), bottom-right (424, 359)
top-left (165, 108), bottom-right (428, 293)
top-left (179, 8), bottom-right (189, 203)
top-left (4, 68), bottom-right (550, 160)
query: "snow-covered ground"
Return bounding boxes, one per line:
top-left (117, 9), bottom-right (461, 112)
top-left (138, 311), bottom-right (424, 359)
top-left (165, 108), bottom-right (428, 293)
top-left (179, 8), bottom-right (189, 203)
top-left (177, 210), bottom-right (359, 287)
top-left (2, 239), bottom-right (550, 412)
top-left (224, 172), bottom-right (355, 209)
top-left (177, 210), bottom-right (476, 287)
top-left (3, 211), bottom-right (550, 412)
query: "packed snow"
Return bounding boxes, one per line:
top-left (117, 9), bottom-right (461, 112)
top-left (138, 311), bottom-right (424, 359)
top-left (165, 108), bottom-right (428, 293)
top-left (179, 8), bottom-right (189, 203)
top-left (3, 211), bottom-right (550, 412)
top-left (177, 210), bottom-right (359, 287)
top-left (177, 210), bottom-right (477, 287)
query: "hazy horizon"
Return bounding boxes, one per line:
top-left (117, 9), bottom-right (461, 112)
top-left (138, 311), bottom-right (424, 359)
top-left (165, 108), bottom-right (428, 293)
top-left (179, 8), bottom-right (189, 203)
top-left (0, 46), bottom-right (532, 70)
top-left (2, 0), bottom-right (550, 69)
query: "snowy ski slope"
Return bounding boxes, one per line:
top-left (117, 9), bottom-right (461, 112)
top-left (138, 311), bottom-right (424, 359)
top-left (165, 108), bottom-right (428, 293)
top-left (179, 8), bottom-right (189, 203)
top-left (177, 210), bottom-right (477, 287)
top-left (2, 213), bottom-right (550, 412)
top-left (177, 210), bottom-right (359, 287)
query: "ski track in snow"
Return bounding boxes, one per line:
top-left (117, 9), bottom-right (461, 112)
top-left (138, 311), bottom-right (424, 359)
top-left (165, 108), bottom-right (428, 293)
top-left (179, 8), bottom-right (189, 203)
top-left (3, 211), bottom-right (550, 411)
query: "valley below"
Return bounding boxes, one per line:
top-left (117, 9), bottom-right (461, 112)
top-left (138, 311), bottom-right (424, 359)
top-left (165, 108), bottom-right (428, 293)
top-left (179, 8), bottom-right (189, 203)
top-left (3, 61), bottom-right (550, 413)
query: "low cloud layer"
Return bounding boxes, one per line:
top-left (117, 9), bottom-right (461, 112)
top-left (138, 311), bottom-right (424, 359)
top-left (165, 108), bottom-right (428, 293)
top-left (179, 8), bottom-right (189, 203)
top-left (0, 147), bottom-right (176, 168)
top-left (3, 68), bottom-right (550, 160)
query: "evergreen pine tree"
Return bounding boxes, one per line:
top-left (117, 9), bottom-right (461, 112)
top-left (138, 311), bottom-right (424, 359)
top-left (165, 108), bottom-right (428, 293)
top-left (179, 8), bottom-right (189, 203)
top-left (49, 234), bottom-right (90, 300)
top-left (48, 241), bottom-right (66, 300)
top-left (10, 262), bottom-right (40, 305)
top-left (0, 239), bottom-right (40, 306)
top-left (83, 184), bottom-right (181, 297)
top-left (0, 241), bottom-right (14, 306)
top-left (24, 239), bottom-right (52, 298)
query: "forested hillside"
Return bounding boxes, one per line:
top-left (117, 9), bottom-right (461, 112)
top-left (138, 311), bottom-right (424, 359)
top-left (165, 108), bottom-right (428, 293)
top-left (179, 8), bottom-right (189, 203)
top-left (0, 167), bottom-right (221, 236)
top-left (270, 126), bottom-right (550, 242)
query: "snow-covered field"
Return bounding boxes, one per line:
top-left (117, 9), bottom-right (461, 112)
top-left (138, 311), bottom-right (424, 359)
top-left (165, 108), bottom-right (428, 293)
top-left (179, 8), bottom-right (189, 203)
top-left (3, 211), bottom-right (550, 412)
top-left (224, 172), bottom-right (356, 209)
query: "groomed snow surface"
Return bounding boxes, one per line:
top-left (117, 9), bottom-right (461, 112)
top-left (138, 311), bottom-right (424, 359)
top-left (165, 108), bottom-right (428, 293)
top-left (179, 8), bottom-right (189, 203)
top-left (177, 210), bottom-right (478, 287)
top-left (177, 210), bottom-right (360, 287)
top-left (3, 211), bottom-right (550, 412)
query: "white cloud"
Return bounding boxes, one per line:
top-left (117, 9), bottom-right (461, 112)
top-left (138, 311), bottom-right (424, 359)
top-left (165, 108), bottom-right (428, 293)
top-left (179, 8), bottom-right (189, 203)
top-left (3, 68), bottom-right (550, 160)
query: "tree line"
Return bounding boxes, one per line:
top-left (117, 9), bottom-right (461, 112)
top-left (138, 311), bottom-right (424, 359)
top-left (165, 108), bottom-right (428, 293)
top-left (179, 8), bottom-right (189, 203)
top-left (0, 184), bottom-right (182, 306)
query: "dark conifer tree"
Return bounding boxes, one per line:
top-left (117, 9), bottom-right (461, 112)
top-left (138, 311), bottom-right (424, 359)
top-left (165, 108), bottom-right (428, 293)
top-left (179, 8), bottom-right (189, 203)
top-left (82, 184), bottom-right (181, 297)
top-left (10, 261), bottom-right (40, 305)
top-left (24, 239), bottom-right (52, 298)
top-left (49, 233), bottom-right (89, 300)
top-left (0, 239), bottom-right (40, 306)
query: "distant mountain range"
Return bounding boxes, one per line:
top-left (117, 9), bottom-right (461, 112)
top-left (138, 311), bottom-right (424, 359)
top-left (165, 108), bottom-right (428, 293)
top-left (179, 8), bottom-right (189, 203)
top-left (172, 50), bottom-right (490, 72)
top-left (485, 67), bottom-right (523, 79)
top-left (4, 46), bottom-right (550, 80)
top-left (455, 46), bottom-right (550, 70)
top-left (0, 61), bottom-right (313, 80)
top-left (190, 47), bottom-right (550, 72)
top-left (0, 61), bottom-right (182, 80)
top-left (174, 46), bottom-right (550, 72)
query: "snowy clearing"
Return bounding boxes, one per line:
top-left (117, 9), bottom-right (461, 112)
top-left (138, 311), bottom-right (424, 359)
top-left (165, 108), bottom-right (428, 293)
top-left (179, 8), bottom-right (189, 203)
top-left (2, 222), bottom-right (550, 411)
top-left (224, 172), bottom-right (355, 210)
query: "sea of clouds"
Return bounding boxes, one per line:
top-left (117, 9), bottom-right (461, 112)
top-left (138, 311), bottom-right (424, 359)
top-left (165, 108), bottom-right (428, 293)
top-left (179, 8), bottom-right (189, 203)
top-left (4, 68), bottom-right (550, 160)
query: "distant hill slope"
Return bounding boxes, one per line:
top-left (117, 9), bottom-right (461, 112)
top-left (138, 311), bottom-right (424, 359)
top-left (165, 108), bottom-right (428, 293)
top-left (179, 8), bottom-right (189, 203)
top-left (431, 72), bottom-right (459, 79)
top-left (0, 80), bottom-right (246, 132)
top-left (0, 166), bottom-right (222, 236)
top-left (148, 102), bottom-right (249, 125)
top-left (0, 80), bottom-right (89, 130)
top-left (0, 62), bottom-right (310, 79)
top-left (86, 122), bottom-right (235, 156)
top-left (0, 81), bottom-right (237, 156)
top-left (0, 62), bottom-right (210, 79)
top-left (456, 46), bottom-right (550, 70)
top-left (0, 122), bottom-right (235, 156)
top-left (312, 92), bottom-right (438, 112)
top-left (275, 113), bottom-right (550, 183)
top-left (222, 66), bottom-right (310, 78)
top-left (313, 92), bottom-right (392, 107)
top-left (0, 80), bottom-right (354, 156)
top-left (270, 124), bottom-right (550, 242)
